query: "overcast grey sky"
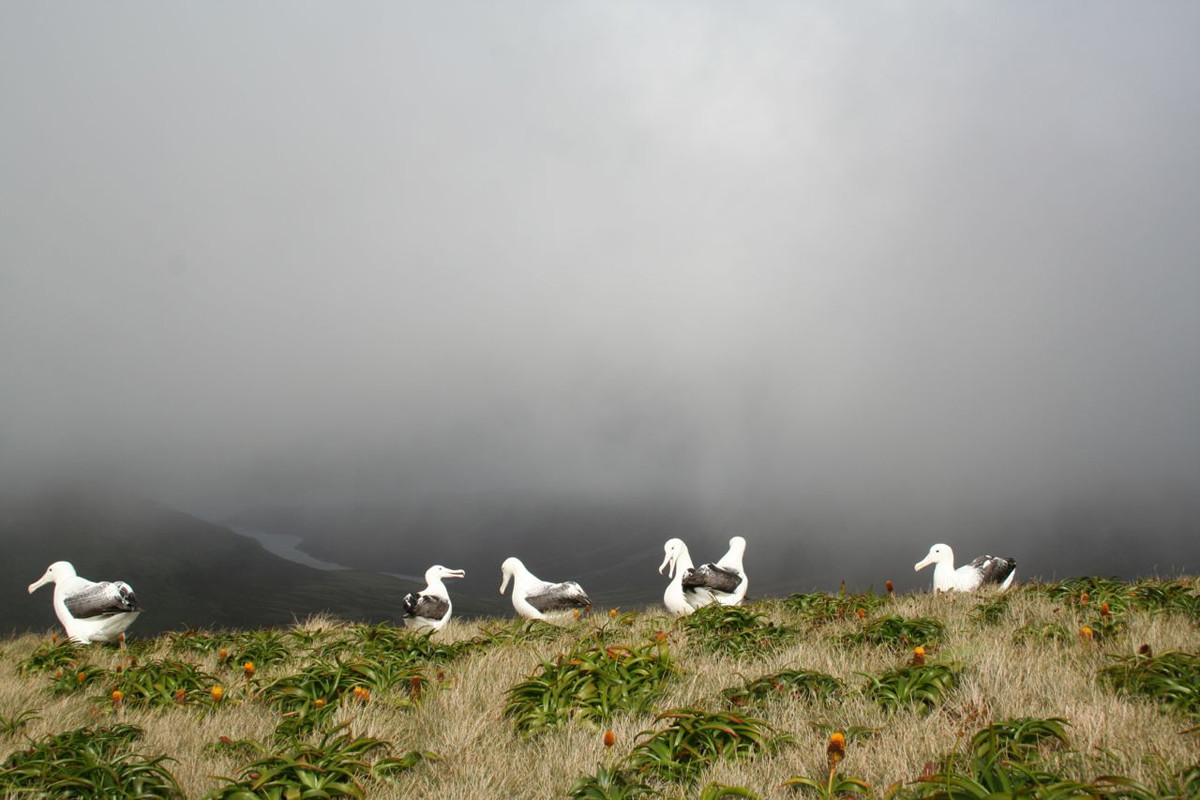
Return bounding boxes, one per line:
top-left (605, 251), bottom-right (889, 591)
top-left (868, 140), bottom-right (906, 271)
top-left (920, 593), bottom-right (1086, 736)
top-left (3, 2), bottom-right (1199, 531)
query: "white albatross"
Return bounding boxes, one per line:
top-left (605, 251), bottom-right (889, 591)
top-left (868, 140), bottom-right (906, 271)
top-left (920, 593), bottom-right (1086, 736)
top-left (402, 565), bottom-right (465, 632)
top-left (914, 544), bottom-right (1017, 593)
top-left (499, 557), bottom-right (591, 620)
top-left (658, 538), bottom-right (701, 615)
top-left (28, 561), bottom-right (141, 644)
top-left (680, 536), bottom-right (748, 607)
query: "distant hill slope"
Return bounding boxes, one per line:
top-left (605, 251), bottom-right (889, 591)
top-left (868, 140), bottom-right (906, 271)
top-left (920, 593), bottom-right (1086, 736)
top-left (0, 487), bottom-right (467, 636)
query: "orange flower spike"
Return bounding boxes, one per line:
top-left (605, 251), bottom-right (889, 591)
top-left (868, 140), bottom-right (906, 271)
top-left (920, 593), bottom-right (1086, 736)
top-left (1080, 625), bottom-right (1094, 641)
top-left (77, 671), bottom-right (87, 684)
top-left (211, 685), bottom-right (224, 703)
top-left (609, 608), bottom-right (618, 618)
top-left (174, 689), bottom-right (186, 704)
top-left (603, 729), bottom-right (616, 748)
top-left (573, 609), bottom-right (581, 618)
top-left (54, 669), bottom-right (63, 680)
top-left (885, 580), bottom-right (895, 596)
top-left (218, 648), bottom-right (229, 662)
top-left (827, 731), bottom-right (846, 774)
top-left (243, 662), bottom-right (255, 678)
top-left (314, 698), bottom-right (327, 709)
top-left (855, 608), bottom-right (866, 620)
top-left (353, 686), bottom-right (371, 703)
top-left (912, 646), bottom-right (926, 666)
top-left (111, 689), bottom-right (124, 707)
top-left (51, 634), bottom-right (58, 644)
top-left (1100, 603), bottom-right (1111, 618)
top-left (1080, 593), bottom-right (1089, 605)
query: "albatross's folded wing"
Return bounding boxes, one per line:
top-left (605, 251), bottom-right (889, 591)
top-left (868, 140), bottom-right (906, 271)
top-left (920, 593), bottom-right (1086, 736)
top-left (64, 581), bottom-right (139, 619)
top-left (681, 564), bottom-right (742, 594)
top-left (969, 555), bottom-right (1016, 586)
top-left (403, 592), bottom-right (450, 621)
top-left (526, 581), bottom-right (591, 614)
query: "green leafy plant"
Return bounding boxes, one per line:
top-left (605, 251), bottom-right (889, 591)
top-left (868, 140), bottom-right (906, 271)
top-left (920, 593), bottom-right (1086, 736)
top-left (968, 594), bottom-right (1011, 627)
top-left (0, 723), bottom-right (182, 798)
top-left (480, 618), bottom-right (565, 645)
top-left (505, 639), bottom-right (677, 734)
top-left (839, 615), bottom-right (945, 650)
top-left (1098, 650), bottom-right (1200, 716)
top-left (781, 731), bottom-right (869, 798)
top-left (17, 641), bottom-right (84, 676)
top-left (0, 709), bottom-right (39, 737)
top-left (860, 662), bottom-right (961, 713)
top-left (105, 658), bottom-right (218, 708)
top-left (568, 764), bottom-right (658, 799)
top-left (678, 605), bottom-right (797, 659)
top-left (49, 663), bottom-right (108, 695)
top-left (627, 708), bottom-right (790, 785)
top-left (721, 668), bottom-right (843, 708)
top-left (206, 725), bottom-right (434, 799)
top-left (784, 592), bottom-right (888, 625)
top-left (1012, 622), bottom-right (1072, 645)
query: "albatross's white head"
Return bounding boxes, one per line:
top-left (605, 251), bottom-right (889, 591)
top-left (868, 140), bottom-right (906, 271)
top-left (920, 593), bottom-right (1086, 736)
top-left (29, 561), bottom-right (76, 594)
top-left (915, 544), bottom-right (954, 572)
top-left (499, 557), bottom-right (526, 595)
top-left (426, 565), bottom-right (465, 584)
top-left (659, 539), bottom-right (688, 577)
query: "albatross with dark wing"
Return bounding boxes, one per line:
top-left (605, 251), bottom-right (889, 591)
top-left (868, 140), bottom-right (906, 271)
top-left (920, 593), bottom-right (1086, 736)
top-left (914, 543), bottom-right (1016, 593)
top-left (499, 557), bottom-right (591, 620)
top-left (681, 535), bottom-right (748, 607)
top-left (27, 561), bottom-right (141, 644)
top-left (402, 565), bottom-right (465, 632)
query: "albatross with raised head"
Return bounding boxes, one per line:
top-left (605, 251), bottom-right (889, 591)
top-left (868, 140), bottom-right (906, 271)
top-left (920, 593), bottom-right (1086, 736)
top-left (681, 536), bottom-right (748, 607)
top-left (28, 561), bottom-right (141, 644)
top-left (914, 543), bottom-right (1016, 593)
top-left (499, 557), bottom-right (591, 620)
top-left (402, 565), bottom-right (465, 632)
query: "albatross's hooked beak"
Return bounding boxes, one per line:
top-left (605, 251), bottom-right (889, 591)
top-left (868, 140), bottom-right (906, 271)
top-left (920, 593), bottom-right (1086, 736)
top-left (499, 570), bottom-right (511, 596)
top-left (658, 551), bottom-right (675, 578)
top-left (28, 570), bottom-right (52, 594)
top-left (914, 554), bottom-right (935, 572)
top-left (444, 568), bottom-right (465, 580)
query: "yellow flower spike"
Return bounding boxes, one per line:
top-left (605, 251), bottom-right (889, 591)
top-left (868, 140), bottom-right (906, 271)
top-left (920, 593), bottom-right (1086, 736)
top-left (315, 698), bottom-right (327, 709)
top-left (353, 686), bottom-right (371, 703)
top-left (211, 685), bottom-right (224, 703)
top-left (111, 690), bottom-right (124, 707)
top-left (912, 646), bottom-right (926, 666)
top-left (1080, 625), bottom-right (1094, 641)
top-left (609, 608), bottom-right (618, 618)
top-left (218, 648), bottom-right (229, 661)
top-left (573, 609), bottom-right (581, 618)
top-left (243, 662), bottom-right (255, 678)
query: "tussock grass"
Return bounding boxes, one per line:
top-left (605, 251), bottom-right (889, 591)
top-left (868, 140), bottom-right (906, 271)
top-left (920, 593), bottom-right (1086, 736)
top-left (0, 578), bottom-right (1196, 798)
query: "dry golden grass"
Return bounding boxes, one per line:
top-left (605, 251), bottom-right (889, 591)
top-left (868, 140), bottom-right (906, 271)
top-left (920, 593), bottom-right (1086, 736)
top-left (1, 580), bottom-right (1197, 799)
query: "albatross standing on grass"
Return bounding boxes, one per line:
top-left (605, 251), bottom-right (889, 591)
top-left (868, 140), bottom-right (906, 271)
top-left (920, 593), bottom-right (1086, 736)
top-left (914, 544), bottom-right (1017, 593)
top-left (681, 535), bottom-right (748, 607)
top-left (659, 538), bottom-right (701, 615)
top-left (499, 557), bottom-right (591, 620)
top-left (27, 561), bottom-right (141, 644)
top-left (402, 565), bottom-right (465, 632)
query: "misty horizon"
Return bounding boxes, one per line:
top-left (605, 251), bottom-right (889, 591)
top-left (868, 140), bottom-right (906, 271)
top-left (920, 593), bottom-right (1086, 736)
top-left (2, 3), bottom-right (1198, 583)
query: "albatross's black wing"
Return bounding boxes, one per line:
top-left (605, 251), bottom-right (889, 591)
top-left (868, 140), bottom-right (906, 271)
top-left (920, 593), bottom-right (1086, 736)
top-left (969, 555), bottom-right (1016, 586)
top-left (681, 563), bottom-right (742, 594)
top-left (402, 592), bottom-right (450, 622)
top-left (64, 581), bottom-right (139, 619)
top-left (526, 581), bottom-right (591, 614)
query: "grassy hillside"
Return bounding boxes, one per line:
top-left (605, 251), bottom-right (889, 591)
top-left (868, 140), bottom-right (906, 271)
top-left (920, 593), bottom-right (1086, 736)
top-left (0, 578), bottom-right (1196, 798)
top-left (1, 487), bottom-right (455, 635)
